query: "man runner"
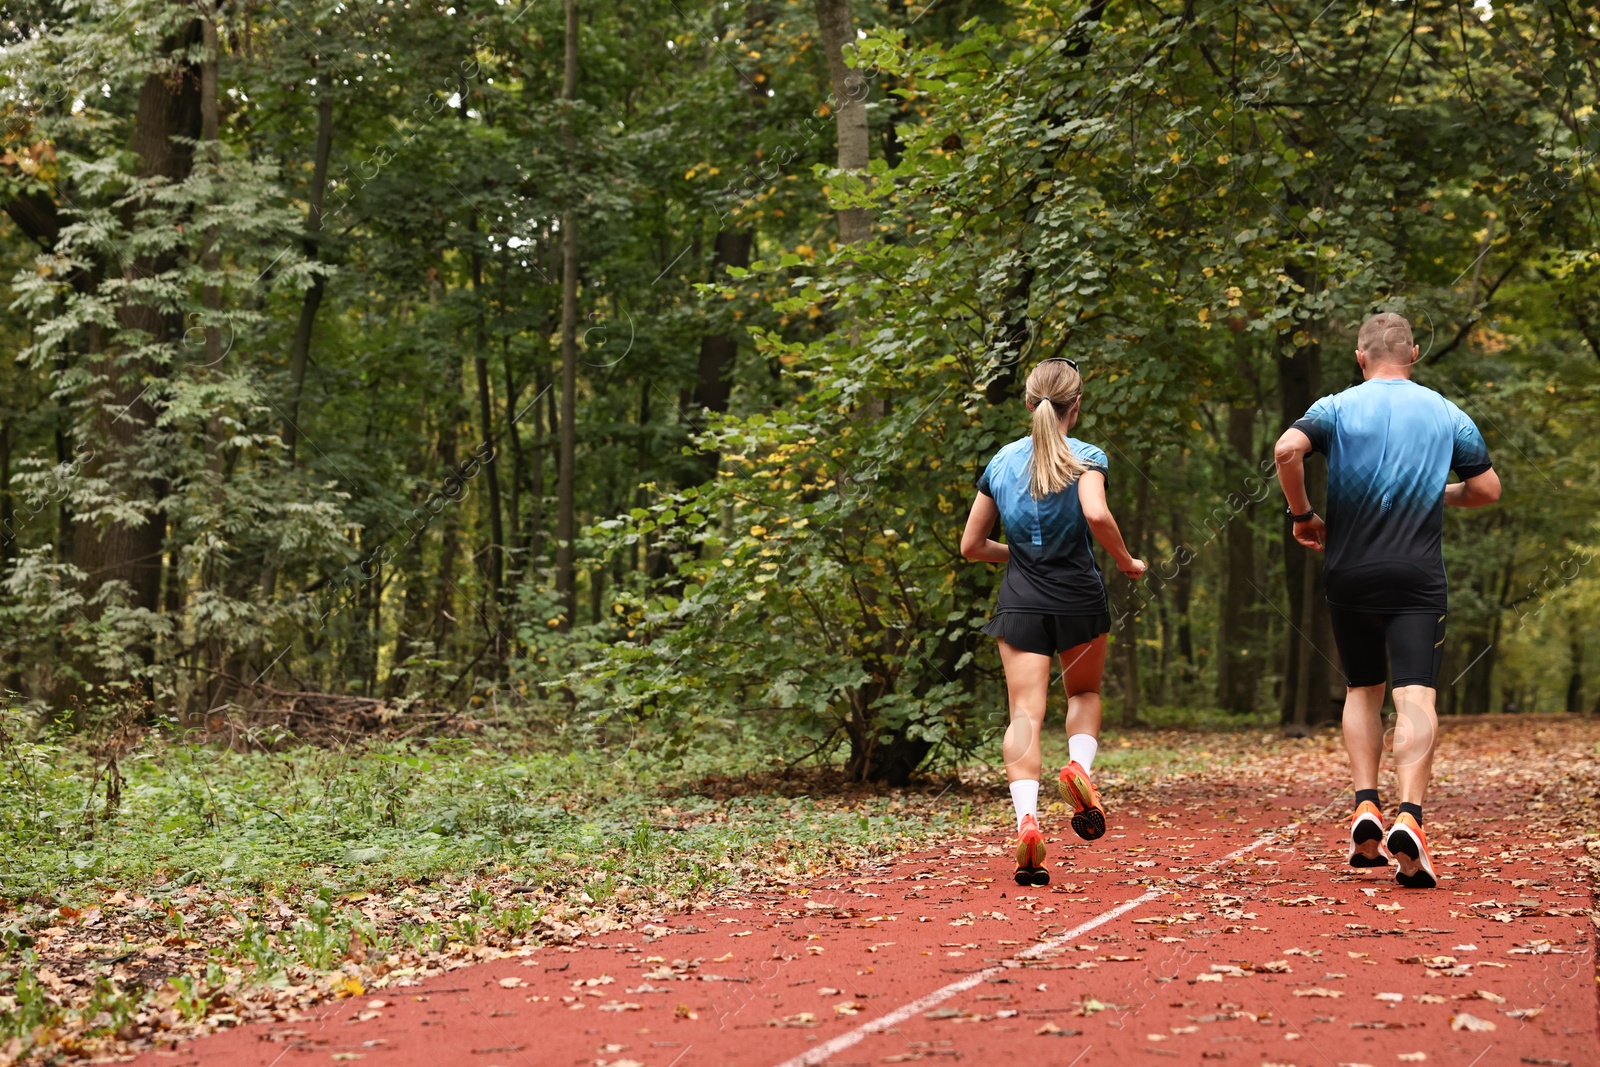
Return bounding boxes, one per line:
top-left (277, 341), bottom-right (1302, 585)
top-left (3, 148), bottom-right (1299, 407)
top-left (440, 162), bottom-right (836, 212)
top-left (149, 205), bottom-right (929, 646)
top-left (1274, 312), bottom-right (1501, 888)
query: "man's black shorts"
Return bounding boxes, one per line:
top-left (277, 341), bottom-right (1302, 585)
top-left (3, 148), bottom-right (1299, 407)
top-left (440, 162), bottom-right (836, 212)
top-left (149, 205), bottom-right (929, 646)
top-left (982, 612), bottom-right (1111, 657)
top-left (1327, 607), bottom-right (1446, 689)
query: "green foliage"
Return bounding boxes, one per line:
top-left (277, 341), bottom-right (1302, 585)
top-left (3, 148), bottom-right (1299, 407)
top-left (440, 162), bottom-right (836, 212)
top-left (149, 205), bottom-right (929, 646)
top-left (1, 0), bottom-right (1598, 768)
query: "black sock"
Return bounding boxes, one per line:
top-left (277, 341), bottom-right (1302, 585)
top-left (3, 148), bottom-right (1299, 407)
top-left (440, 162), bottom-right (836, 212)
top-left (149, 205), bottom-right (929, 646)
top-left (1399, 801), bottom-right (1423, 825)
top-left (1354, 788), bottom-right (1380, 810)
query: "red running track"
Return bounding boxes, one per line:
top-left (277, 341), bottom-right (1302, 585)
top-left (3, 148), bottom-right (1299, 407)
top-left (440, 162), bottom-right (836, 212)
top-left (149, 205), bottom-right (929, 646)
top-left (129, 781), bottom-right (1598, 1067)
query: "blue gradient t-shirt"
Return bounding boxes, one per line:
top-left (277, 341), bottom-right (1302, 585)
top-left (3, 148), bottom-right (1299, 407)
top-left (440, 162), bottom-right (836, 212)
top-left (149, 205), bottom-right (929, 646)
top-left (1293, 378), bottom-right (1492, 611)
top-left (976, 436), bottom-right (1109, 614)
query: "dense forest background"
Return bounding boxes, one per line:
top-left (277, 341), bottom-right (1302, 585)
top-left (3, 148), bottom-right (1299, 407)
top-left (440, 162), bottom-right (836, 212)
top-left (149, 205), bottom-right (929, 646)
top-left (1, 0), bottom-right (1597, 781)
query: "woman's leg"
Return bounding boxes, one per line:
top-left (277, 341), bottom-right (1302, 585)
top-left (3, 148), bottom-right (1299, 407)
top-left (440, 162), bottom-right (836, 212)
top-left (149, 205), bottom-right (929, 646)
top-left (1059, 635), bottom-right (1108, 758)
top-left (998, 639), bottom-right (1054, 785)
top-left (1057, 635), bottom-right (1111, 840)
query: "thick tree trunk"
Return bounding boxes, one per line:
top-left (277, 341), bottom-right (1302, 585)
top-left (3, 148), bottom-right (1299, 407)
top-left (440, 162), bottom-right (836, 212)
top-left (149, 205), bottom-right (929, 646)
top-left (555, 0), bottom-right (580, 630)
top-left (74, 14), bottom-right (203, 678)
top-left (1461, 628), bottom-right (1497, 712)
top-left (1277, 336), bottom-right (1335, 730)
top-left (812, 0), bottom-right (871, 245)
top-left (692, 228), bottom-right (752, 479)
top-left (695, 229), bottom-right (752, 416)
top-left (283, 96), bottom-right (334, 466)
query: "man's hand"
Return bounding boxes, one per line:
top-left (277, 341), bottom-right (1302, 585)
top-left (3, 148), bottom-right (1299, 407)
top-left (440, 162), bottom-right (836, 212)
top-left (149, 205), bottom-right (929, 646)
top-left (1120, 557), bottom-right (1147, 580)
top-left (1293, 515), bottom-right (1326, 552)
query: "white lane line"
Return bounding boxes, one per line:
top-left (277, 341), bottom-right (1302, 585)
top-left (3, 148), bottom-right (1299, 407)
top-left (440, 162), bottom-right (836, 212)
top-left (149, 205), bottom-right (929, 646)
top-left (771, 825), bottom-right (1291, 1067)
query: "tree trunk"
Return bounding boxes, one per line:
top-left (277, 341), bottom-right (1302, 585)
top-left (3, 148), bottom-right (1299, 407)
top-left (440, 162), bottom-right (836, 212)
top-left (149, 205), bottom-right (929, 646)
top-left (0, 419), bottom-right (13, 565)
top-left (1169, 505), bottom-right (1194, 675)
top-left (432, 278), bottom-right (465, 652)
top-left (692, 228), bottom-right (752, 480)
top-left (529, 362), bottom-right (548, 565)
top-left (1216, 357), bottom-right (1261, 713)
top-left (502, 350), bottom-right (522, 553)
top-left (1277, 335), bottom-right (1334, 729)
top-left (556, 0), bottom-right (580, 631)
top-left (1461, 628), bottom-right (1497, 712)
top-left (812, 0), bottom-right (871, 245)
top-left (199, 8), bottom-right (223, 367)
top-left (470, 220), bottom-right (505, 601)
top-left (694, 229), bottom-right (753, 416)
top-left (74, 13), bottom-right (203, 677)
top-left (1117, 457), bottom-right (1151, 728)
top-left (283, 96), bottom-right (334, 466)
top-left (1565, 621), bottom-right (1583, 714)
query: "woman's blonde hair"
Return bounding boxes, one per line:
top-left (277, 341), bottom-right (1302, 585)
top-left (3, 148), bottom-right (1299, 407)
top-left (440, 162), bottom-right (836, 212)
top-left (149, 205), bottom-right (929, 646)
top-left (1025, 359), bottom-right (1086, 498)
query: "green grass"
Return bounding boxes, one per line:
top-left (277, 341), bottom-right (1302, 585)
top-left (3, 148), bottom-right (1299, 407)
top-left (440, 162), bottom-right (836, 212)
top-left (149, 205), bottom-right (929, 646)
top-left (0, 727), bottom-right (981, 903)
top-left (0, 705), bottom-right (1269, 1061)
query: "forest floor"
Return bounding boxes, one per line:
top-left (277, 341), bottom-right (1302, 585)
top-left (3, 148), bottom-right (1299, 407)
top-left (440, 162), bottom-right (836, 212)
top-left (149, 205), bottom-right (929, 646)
top-left (6, 716), bottom-right (1600, 1066)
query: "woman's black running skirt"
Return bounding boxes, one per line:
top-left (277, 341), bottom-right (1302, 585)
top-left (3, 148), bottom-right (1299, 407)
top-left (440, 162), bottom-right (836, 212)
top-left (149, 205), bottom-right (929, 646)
top-left (982, 611), bottom-right (1111, 657)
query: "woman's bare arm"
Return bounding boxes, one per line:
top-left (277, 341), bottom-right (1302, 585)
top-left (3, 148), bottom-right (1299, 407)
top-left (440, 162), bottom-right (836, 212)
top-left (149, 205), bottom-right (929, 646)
top-left (1077, 471), bottom-right (1146, 579)
top-left (960, 492), bottom-right (1010, 563)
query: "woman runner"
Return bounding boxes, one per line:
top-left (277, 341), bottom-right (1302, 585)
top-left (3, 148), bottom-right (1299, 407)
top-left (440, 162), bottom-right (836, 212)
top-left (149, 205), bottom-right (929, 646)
top-left (960, 358), bottom-right (1146, 886)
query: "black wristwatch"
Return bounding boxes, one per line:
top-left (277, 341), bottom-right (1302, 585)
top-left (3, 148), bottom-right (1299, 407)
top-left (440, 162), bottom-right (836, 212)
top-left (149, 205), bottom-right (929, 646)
top-left (1288, 507), bottom-right (1316, 523)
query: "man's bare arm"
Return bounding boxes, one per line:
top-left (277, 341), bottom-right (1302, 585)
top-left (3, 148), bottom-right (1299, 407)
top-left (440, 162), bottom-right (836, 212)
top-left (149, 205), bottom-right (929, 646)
top-left (1274, 426), bottom-right (1326, 552)
top-left (1444, 468), bottom-right (1501, 508)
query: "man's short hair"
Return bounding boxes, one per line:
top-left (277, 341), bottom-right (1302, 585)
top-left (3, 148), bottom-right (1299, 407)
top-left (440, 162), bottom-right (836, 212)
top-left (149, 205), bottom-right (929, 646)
top-left (1358, 312), bottom-right (1415, 363)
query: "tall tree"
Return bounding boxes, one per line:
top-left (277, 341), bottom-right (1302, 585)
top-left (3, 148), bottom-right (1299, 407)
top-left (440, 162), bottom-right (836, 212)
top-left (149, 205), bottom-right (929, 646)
top-left (555, 0), bottom-right (581, 630)
top-left (282, 95), bottom-right (334, 467)
top-left (812, 0), bottom-right (870, 245)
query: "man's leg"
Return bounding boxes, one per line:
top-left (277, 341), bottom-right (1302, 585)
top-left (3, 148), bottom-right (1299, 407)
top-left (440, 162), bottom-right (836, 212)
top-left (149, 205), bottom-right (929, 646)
top-left (1328, 607), bottom-right (1391, 868)
top-left (1384, 613), bottom-right (1447, 888)
top-left (1328, 608), bottom-right (1390, 799)
top-left (1342, 683), bottom-right (1387, 792)
top-left (1392, 684), bottom-right (1438, 805)
top-left (1388, 612), bottom-right (1446, 815)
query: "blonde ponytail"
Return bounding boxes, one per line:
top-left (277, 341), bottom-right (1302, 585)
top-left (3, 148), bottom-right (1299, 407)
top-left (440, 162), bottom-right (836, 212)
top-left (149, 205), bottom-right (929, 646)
top-left (1025, 360), bottom-right (1087, 498)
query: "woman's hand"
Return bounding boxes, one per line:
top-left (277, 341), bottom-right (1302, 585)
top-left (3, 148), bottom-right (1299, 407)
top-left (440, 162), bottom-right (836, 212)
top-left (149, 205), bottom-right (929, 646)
top-left (1119, 557), bottom-right (1147, 580)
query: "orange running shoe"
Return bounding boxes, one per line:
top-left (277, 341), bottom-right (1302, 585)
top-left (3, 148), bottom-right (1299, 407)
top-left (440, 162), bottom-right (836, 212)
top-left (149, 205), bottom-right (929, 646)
top-left (1348, 800), bottom-right (1388, 869)
top-left (1014, 814), bottom-right (1049, 886)
top-left (1386, 812), bottom-right (1437, 889)
top-left (1058, 761), bottom-right (1106, 841)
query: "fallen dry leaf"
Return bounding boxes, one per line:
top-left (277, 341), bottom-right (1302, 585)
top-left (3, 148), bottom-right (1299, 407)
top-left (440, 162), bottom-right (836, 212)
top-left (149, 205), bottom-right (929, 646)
top-left (1449, 1012), bottom-right (1496, 1032)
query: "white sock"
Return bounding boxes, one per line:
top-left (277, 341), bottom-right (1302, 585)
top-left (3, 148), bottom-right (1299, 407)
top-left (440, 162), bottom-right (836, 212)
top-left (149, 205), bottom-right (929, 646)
top-left (1068, 733), bottom-right (1099, 773)
top-left (1009, 779), bottom-right (1039, 831)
